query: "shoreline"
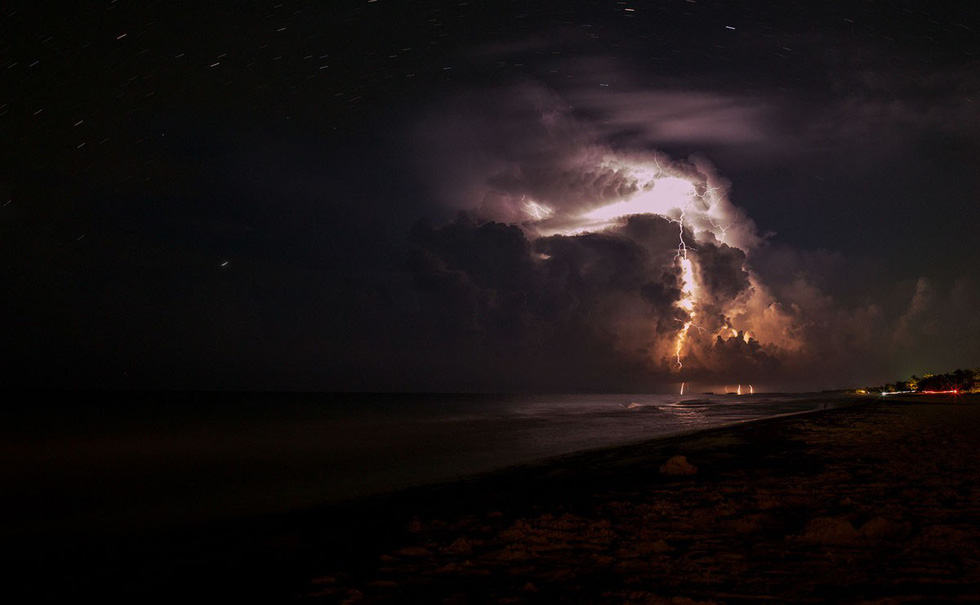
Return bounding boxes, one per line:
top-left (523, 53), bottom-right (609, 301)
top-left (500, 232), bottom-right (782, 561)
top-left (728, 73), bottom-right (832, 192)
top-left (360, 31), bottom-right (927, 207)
top-left (6, 394), bottom-right (979, 601)
top-left (0, 392), bottom-right (858, 543)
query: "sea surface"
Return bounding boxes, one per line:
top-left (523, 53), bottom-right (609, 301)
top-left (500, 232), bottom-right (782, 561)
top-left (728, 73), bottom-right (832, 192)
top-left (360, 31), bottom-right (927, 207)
top-left (1, 391), bottom-right (857, 538)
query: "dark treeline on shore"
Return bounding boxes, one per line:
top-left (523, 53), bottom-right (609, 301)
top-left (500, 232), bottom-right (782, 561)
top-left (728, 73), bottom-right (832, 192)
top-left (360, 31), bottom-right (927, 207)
top-left (864, 367), bottom-right (980, 394)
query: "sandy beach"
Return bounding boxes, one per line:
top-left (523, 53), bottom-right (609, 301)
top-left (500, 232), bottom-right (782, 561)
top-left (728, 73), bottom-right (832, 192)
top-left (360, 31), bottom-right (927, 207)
top-left (294, 395), bottom-right (980, 603)
top-left (8, 395), bottom-right (980, 603)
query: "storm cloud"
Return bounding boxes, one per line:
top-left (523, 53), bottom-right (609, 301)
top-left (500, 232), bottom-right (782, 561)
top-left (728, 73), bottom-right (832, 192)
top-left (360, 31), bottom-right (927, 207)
top-left (397, 73), bottom-right (980, 391)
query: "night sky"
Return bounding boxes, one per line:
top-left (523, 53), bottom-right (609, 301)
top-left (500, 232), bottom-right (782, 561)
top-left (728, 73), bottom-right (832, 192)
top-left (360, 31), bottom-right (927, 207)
top-left (3, 0), bottom-right (978, 392)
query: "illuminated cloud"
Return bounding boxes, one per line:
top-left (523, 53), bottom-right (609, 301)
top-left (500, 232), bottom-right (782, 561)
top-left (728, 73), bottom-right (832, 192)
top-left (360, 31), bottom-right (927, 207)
top-left (409, 84), bottom-right (804, 384)
top-left (569, 89), bottom-right (779, 148)
top-left (404, 57), bottom-right (980, 390)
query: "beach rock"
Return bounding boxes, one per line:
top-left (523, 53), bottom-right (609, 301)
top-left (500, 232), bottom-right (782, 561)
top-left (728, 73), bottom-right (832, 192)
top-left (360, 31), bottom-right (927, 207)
top-left (859, 516), bottom-right (894, 540)
top-left (660, 455), bottom-right (698, 476)
top-left (446, 537), bottom-right (474, 554)
top-left (800, 516), bottom-right (860, 544)
top-left (650, 539), bottom-right (673, 553)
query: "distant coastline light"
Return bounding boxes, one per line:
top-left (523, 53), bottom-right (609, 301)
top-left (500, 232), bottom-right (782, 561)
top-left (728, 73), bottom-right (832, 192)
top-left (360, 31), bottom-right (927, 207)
top-left (878, 389), bottom-right (962, 396)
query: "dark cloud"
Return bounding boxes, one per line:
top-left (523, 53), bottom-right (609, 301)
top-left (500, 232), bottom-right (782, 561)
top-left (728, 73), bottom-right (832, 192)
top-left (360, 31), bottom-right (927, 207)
top-left (402, 50), bottom-right (980, 391)
top-left (398, 208), bottom-right (784, 390)
top-left (702, 332), bottom-right (782, 379)
top-left (415, 83), bottom-right (642, 214)
top-left (567, 88), bottom-right (782, 149)
top-left (694, 242), bottom-right (751, 304)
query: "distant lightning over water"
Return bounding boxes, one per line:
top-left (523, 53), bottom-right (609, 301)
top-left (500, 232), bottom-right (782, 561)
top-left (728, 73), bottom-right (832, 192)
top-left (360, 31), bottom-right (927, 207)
top-left (530, 155), bottom-right (752, 372)
top-left (461, 122), bottom-right (794, 381)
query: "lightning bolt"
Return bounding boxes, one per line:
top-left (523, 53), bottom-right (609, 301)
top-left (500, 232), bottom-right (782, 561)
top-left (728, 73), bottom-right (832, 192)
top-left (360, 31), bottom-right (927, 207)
top-left (666, 179), bottom-right (751, 370)
top-left (696, 185), bottom-right (731, 245)
top-left (639, 156), bottom-right (699, 372)
top-left (669, 195), bottom-right (697, 371)
top-left (672, 252), bottom-right (695, 369)
top-left (520, 198), bottom-right (553, 220)
top-left (537, 154), bottom-right (753, 373)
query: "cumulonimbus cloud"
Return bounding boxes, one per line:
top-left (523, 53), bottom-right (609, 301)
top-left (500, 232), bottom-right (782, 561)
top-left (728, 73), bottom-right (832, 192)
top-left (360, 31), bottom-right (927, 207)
top-left (408, 83), bottom-right (810, 386)
top-left (404, 75), bottom-right (980, 391)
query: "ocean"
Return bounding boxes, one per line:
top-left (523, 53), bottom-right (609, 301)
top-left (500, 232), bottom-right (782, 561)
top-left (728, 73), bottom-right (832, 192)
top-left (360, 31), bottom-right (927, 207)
top-left (1, 391), bottom-right (857, 539)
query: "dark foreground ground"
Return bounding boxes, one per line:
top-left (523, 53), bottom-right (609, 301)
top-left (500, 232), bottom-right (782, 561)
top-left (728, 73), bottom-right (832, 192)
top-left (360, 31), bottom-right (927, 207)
top-left (7, 395), bottom-right (980, 603)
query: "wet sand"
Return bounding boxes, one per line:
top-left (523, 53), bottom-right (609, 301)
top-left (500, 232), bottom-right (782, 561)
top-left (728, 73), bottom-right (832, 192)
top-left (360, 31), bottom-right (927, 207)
top-left (8, 395), bottom-right (980, 602)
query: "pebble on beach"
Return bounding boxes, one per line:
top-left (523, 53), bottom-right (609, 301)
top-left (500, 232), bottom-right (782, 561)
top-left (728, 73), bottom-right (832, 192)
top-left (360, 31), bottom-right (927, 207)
top-left (660, 455), bottom-right (698, 476)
